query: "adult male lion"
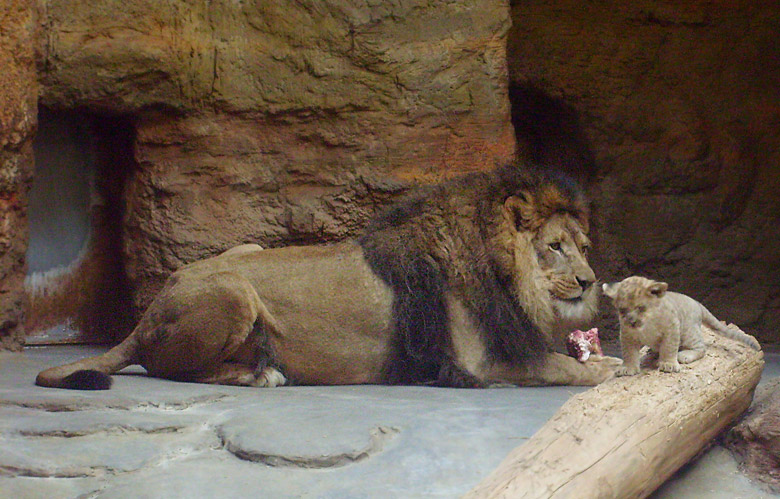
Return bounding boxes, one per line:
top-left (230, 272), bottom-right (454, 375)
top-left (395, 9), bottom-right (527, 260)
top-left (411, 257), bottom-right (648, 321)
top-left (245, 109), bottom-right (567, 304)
top-left (36, 164), bottom-right (617, 390)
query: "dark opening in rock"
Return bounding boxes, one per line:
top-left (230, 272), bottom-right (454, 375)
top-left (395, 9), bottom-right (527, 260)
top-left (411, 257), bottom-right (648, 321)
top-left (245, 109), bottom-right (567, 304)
top-left (508, 82), bottom-right (596, 182)
top-left (25, 108), bottom-right (135, 345)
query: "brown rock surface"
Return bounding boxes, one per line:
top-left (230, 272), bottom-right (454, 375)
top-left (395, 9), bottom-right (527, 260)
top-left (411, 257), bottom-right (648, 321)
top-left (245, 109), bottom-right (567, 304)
top-left (39, 0), bottom-right (516, 308)
top-left (508, 1), bottom-right (780, 344)
top-left (11, 1), bottom-right (779, 346)
top-left (0, 0), bottom-right (38, 350)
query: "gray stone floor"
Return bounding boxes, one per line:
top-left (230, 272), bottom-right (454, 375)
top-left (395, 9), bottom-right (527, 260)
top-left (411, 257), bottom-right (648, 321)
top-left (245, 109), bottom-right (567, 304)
top-left (1, 346), bottom-right (777, 498)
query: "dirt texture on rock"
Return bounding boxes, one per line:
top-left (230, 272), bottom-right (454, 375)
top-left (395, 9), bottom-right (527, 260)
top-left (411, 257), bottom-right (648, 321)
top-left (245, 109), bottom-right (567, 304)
top-left (0, 0), bottom-right (38, 350)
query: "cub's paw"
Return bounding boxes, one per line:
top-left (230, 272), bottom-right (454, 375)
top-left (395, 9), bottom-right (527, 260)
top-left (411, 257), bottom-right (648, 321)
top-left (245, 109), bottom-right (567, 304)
top-left (658, 361), bottom-right (681, 373)
top-left (615, 364), bottom-right (640, 377)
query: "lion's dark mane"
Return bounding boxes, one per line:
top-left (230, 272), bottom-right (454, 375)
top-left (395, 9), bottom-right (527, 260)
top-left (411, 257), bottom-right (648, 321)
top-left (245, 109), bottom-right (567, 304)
top-left (358, 163), bottom-right (587, 387)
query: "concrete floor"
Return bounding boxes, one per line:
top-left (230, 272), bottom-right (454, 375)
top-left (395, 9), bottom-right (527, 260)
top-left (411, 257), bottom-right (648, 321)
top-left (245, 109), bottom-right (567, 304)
top-left (1, 346), bottom-right (777, 498)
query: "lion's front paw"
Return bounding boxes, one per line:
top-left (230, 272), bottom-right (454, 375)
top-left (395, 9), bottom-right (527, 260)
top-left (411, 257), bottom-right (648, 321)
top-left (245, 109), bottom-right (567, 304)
top-left (597, 355), bottom-right (624, 369)
top-left (658, 361), bottom-right (681, 373)
top-left (581, 355), bottom-right (621, 384)
top-left (253, 367), bottom-right (287, 387)
top-left (615, 363), bottom-right (640, 377)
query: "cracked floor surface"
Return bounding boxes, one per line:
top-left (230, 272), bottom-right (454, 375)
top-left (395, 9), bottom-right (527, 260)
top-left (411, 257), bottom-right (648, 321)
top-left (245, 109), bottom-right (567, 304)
top-left (1, 346), bottom-right (587, 498)
top-left (1, 346), bottom-right (777, 498)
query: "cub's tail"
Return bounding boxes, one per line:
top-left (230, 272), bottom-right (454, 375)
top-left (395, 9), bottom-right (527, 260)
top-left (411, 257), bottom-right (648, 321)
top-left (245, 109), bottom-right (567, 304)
top-left (699, 304), bottom-right (761, 351)
top-left (35, 333), bottom-right (140, 390)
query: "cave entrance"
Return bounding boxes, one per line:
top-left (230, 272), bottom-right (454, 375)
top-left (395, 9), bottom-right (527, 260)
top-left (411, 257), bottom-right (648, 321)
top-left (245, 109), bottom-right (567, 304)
top-left (24, 108), bottom-right (135, 345)
top-left (508, 82), bottom-right (597, 182)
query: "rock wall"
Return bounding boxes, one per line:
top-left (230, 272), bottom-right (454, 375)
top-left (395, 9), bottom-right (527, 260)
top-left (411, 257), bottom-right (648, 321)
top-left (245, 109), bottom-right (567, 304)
top-left (725, 378), bottom-right (780, 492)
top-left (5, 0), bottom-right (778, 346)
top-left (0, 0), bottom-right (37, 350)
top-left (39, 0), bottom-right (515, 308)
top-left (508, 0), bottom-right (780, 343)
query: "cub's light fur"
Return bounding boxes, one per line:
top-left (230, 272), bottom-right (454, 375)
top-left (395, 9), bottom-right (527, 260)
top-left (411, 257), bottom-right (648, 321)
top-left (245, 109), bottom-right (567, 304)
top-left (36, 164), bottom-right (620, 391)
top-left (603, 276), bottom-right (761, 376)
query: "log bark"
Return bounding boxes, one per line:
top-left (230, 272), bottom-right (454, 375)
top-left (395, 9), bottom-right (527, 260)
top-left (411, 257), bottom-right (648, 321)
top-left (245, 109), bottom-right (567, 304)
top-left (468, 326), bottom-right (765, 499)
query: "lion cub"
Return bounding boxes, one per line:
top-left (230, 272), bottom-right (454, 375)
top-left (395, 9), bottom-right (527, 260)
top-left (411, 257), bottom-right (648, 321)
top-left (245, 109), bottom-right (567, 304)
top-left (602, 276), bottom-right (760, 376)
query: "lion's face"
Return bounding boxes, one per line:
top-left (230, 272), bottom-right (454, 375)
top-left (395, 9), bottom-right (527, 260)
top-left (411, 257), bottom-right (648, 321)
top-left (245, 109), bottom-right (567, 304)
top-left (530, 213), bottom-right (597, 323)
top-left (502, 192), bottom-right (598, 333)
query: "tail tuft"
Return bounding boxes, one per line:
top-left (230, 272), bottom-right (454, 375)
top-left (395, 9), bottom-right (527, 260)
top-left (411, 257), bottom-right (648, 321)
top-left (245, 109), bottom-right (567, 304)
top-left (61, 370), bottom-right (112, 390)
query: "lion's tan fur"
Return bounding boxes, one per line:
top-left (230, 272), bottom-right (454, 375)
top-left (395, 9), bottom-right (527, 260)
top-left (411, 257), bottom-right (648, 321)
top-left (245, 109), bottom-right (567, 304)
top-left (37, 242), bottom-right (396, 387)
top-left (36, 166), bottom-right (619, 390)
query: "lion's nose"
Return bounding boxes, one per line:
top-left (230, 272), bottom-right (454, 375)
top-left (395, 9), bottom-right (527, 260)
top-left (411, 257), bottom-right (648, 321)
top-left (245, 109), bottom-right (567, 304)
top-left (576, 276), bottom-right (594, 292)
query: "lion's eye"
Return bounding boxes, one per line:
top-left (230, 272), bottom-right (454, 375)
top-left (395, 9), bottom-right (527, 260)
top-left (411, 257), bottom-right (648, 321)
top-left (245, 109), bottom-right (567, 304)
top-left (581, 245), bottom-right (590, 256)
top-left (549, 242), bottom-right (562, 252)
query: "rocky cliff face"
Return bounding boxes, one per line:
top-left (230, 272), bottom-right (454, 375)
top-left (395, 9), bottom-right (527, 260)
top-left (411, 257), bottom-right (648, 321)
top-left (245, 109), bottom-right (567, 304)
top-left (2, 1), bottom-right (778, 347)
top-left (39, 0), bottom-right (515, 307)
top-left (508, 0), bottom-right (780, 342)
top-left (0, 0), bottom-right (37, 350)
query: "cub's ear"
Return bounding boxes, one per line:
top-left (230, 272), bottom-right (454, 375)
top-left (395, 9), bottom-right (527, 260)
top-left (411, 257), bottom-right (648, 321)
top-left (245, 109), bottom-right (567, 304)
top-left (503, 191), bottom-right (538, 233)
top-left (648, 281), bottom-right (668, 297)
top-left (601, 282), bottom-right (618, 299)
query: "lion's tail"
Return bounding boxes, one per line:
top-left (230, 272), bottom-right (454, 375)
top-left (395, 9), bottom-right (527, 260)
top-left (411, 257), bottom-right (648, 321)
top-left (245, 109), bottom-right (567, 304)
top-left (35, 332), bottom-right (141, 390)
top-left (699, 303), bottom-right (761, 351)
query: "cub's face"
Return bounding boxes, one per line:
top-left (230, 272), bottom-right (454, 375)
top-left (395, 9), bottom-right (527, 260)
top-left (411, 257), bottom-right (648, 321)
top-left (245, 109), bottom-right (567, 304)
top-left (532, 213), bottom-right (597, 322)
top-left (602, 276), bottom-right (668, 329)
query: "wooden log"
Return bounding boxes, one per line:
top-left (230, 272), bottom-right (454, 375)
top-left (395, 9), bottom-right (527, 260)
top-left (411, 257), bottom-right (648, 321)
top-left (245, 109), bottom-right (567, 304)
top-left (468, 326), bottom-right (765, 499)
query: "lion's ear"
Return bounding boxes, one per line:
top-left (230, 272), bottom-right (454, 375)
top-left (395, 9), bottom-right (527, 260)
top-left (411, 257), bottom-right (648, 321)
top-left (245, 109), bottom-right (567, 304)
top-left (503, 192), bottom-right (538, 232)
top-left (602, 282), bottom-right (618, 299)
top-left (648, 281), bottom-right (668, 298)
